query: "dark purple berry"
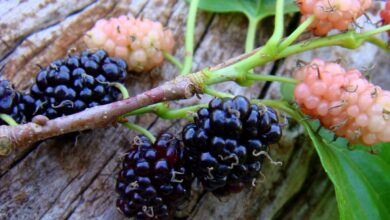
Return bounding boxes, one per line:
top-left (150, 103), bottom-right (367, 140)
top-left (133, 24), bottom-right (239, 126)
top-left (0, 80), bottom-right (36, 125)
top-left (182, 96), bottom-right (282, 195)
top-left (29, 49), bottom-right (128, 119)
top-left (116, 133), bottom-right (191, 219)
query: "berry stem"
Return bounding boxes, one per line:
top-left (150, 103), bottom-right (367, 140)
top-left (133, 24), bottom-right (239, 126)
top-left (279, 15), bottom-right (315, 51)
top-left (268, 0), bottom-right (285, 47)
top-left (245, 17), bottom-right (262, 53)
top-left (159, 104), bottom-right (205, 120)
top-left (181, 0), bottom-right (200, 75)
top-left (113, 83), bottom-right (130, 99)
top-left (367, 36), bottom-right (390, 53)
top-left (0, 114), bottom-right (18, 126)
top-left (246, 73), bottom-right (299, 84)
top-left (122, 122), bottom-right (156, 142)
top-left (123, 103), bottom-right (166, 117)
top-left (163, 51), bottom-right (183, 71)
top-left (203, 87), bottom-right (234, 98)
top-left (124, 102), bottom-right (206, 120)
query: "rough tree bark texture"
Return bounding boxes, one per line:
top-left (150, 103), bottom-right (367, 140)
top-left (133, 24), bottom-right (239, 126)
top-left (0, 0), bottom-right (389, 220)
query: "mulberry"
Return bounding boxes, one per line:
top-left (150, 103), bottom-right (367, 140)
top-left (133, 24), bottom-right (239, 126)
top-left (296, 0), bottom-right (372, 36)
top-left (84, 15), bottom-right (175, 72)
top-left (293, 58), bottom-right (390, 145)
top-left (182, 96), bottom-right (282, 195)
top-left (116, 133), bottom-right (191, 219)
top-left (0, 80), bottom-right (35, 125)
top-left (30, 49), bottom-right (127, 119)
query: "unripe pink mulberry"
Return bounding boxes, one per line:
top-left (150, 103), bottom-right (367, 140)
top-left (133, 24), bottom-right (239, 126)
top-left (84, 15), bottom-right (175, 72)
top-left (293, 59), bottom-right (390, 146)
top-left (296, 0), bottom-right (372, 36)
top-left (380, 1), bottom-right (390, 37)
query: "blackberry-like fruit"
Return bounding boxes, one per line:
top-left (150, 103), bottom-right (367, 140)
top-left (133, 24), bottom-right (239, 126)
top-left (0, 80), bottom-right (35, 125)
top-left (182, 96), bottom-right (282, 195)
top-left (30, 49), bottom-right (127, 119)
top-left (116, 133), bottom-right (191, 219)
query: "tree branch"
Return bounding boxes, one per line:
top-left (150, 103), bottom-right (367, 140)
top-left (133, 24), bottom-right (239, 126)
top-left (0, 76), bottom-right (199, 155)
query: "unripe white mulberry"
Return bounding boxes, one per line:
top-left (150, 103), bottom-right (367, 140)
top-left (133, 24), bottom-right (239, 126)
top-left (293, 59), bottom-right (390, 146)
top-left (84, 15), bottom-right (175, 72)
top-left (296, 0), bottom-right (372, 36)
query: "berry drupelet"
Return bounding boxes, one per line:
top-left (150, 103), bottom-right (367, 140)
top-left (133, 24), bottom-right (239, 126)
top-left (0, 80), bottom-right (35, 125)
top-left (116, 133), bottom-right (191, 219)
top-left (30, 49), bottom-right (127, 119)
top-left (182, 96), bottom-right (282, 195)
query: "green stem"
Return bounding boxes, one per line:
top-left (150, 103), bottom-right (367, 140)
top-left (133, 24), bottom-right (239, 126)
top-left (203, 86), bottom-right (234, 98)
top-left (245, 17), bottom-right (261, 53)
top-left (122, 25), bottom-right (390, 124)
top-left (0, 114), bottom-right (18, 126)
top-left (247, 73), bottom-right (298, 84)
top-left (163, 51), bottom-right (183, 71)
top-left (123, 103), bottom-right (165, 117)
top-left (367, 36), bottom-right (390, 53)
top-left (122, 122), bottom-right (156, 142)
top-left (221, 24), bottom-right (390, 77)
top-left (159, 104), bottom-right (206, 120)
top-left (279, 15), bottom-right (315, 51)
top-left (181, 0), bottom-right (200, 75)
top-left (278, 29), bottom-right (389, 60)
top-left (122, 102), bottom-right (206, 120)
top-left (268, 0), bottom-right (285, 46)
top-left (113, 83), bottom-right (129, 99)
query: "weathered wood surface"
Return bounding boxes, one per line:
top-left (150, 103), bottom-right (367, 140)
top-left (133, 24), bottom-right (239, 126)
top-left (0, 0), bottom-right (389, 219)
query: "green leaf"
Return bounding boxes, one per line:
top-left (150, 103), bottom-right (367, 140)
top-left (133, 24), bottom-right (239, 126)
top-left (280, 82), bottom-right (295, 101)
top-left (186, 0), bottom-right (299, 20)
top-left (302, 121), bottom-right (390, 220)
top-left (280, 86), bottom-right (390, 219)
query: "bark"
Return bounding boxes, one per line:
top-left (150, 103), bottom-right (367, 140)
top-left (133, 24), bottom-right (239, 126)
top-left (0, 0), bottom-right (389, 220)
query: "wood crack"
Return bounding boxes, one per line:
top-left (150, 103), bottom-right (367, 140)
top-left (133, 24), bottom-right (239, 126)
top-left (0, 0), bottom-right (99, 63)
top-left (63, 152), bottom-right (117, 220)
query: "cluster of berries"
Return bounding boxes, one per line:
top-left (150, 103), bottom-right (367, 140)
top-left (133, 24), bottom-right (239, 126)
top-left (296, 0), bottom-right (372, 36)
top-left (293, 59), bottom-right (390, 145)
top-left (30, 49), bottom-right (127, 119)
top-left (380, 0), bottom-right (390, 37)
top-left (84, 15), bottom-right (175, 72)
top-left (116, 96), bottom-right (283, 218)
top-left (116, 134), bottom-right (191, 219)
top-left (0, 80), bottom-right (35, 125)
top-left (0, 49), bottom-right (127, 125)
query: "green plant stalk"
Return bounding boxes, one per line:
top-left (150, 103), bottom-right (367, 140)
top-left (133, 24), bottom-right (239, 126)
top-left (122, 122), bottom-right (156, 142)
top-left (210, 24), bottom-right (390, 81)
top-left (181, 0), bottom-right (200, 75)
top-left (279, 15), bottom-right (315, 50)
top-left (123, 25), bottom-right (390, 121)
top-left (163, 51), bottom-right (183, 71)
top-left (247, 73), bottom-right (298, 84)
top-left (203, 86), bottom-right (234, 98)
top-left (113, 83), bottom-right (129, 99)
top-left (245, 17), bottom-right (262, 53)
top-left (367, 36), bottom-right (390, 53)
top-left (0, 114), bottom-right (18, 126)
top-left (267, 0), bottom-right (285, 46)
